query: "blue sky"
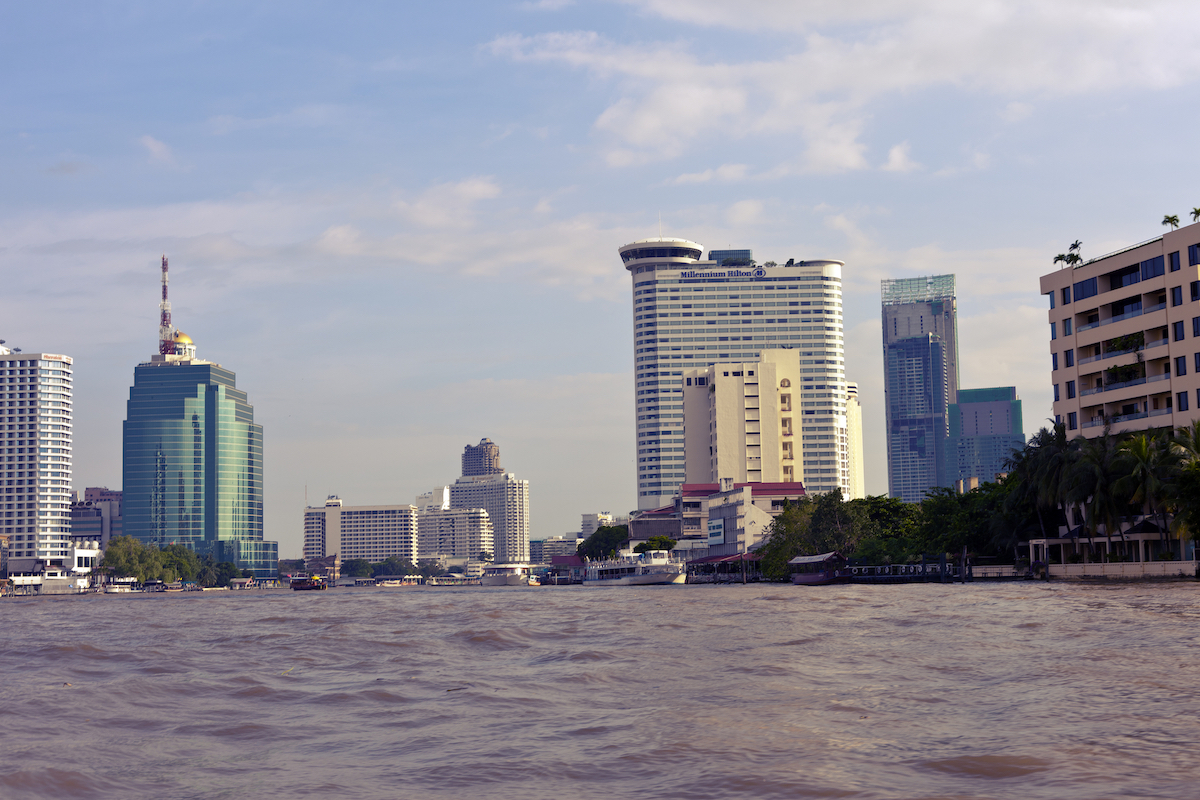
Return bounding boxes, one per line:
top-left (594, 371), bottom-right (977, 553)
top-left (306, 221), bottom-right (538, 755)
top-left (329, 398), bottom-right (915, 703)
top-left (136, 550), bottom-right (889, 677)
top-left (5, 1), bottom-right (1200, 556)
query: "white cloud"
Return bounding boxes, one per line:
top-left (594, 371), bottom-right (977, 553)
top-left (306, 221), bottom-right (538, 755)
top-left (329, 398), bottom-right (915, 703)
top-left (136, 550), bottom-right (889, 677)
top-left (491, 2), bottom-right (1200, 166)
top-left (881, 142), bottom-right (921, 173)
top-left (726, 199), bottom-right (763, 226)
top-left (139, 135), bottom-right (175, 165)
top-left (394, 177), bottom-right (502, 229)
top-left (672, 163), bottom-right (748, 184)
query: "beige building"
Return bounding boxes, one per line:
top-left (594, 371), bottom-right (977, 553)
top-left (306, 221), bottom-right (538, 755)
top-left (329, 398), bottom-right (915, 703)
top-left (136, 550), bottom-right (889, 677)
top-left (845, 381), bottom-right (865, 499)
top-left (681, 350), bottom-right (853, 494)
top-left (1040, 221), bottom-right (1200, 435)
top-left (417, 507), bottom-right (494, 560)
top-left (303, 496), bottom-right (419, 563)
top-left (449, 473), bottom-right (529, 563)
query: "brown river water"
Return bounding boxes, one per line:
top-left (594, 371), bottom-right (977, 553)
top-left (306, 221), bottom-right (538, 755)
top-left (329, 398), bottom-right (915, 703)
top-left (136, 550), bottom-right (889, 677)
top-left (2, 582), bottom-right (1199, 799)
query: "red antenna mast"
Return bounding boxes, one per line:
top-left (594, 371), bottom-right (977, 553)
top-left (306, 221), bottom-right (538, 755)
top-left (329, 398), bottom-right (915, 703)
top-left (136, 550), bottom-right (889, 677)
top-left (158, 255), bottom-right (175, 355)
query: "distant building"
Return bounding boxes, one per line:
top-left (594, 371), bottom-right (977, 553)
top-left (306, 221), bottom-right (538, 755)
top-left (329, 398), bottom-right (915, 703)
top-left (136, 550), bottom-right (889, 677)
top-left (450, 472), bottom-right (529, 563)
top-left (530, 536), bottom-right (583, 564)
top-left (580, 513), bottom-right (614, 537)
top-left (881, 275), bottom-right (960, 503)
top-left (121, 330), bottom-right (277, 576)
top-left (0, 346), bottom-right (73, 572)
top-left (303, 496), bottom-right (418, 564)
top-left (672, 481), bottom-right (808, 558)
top-left (461, 438), bottom-right (504, 476)
top-left (845, 382), bottom-right (866, 499)
top-left (415, 486), bottom-right (450, 513)
top-left (944, 387), bottom-right (1025, 485)
top-left (417, 507), bottom-right (493, 560)
top-left (69, 488), bottom-right (122, 548)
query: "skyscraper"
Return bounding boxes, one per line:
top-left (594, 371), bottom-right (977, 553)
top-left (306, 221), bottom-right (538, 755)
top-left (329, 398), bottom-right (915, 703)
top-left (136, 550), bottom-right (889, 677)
top-left (449, 472), bottom-right (529, 563)
top-left (122, 324), bottom-right (277, 576)
top-left (461, 438), bottom-right (503, 476)
top-left (944, 387), bottom-right (1025, 485)
top-left (621, 238), bottom-right (847, 509)
top-left (845, 382), bottom-right (865, 500)
top-left (0, 345), bottom-right (73, 569)
top-left (881, 275), bottom-right (959, 503)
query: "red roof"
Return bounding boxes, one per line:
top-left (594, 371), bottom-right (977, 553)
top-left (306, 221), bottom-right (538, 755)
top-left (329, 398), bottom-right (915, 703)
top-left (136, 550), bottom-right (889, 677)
top-left (679, 482), bottom-right (806, 499)
top-left (551, 554), bottom-right (584, 567)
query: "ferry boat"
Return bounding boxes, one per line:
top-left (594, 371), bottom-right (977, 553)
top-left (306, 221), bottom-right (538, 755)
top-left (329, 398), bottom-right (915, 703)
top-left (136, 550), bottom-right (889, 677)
top-left (426, 574), bottom-right (482, 586)
top-left (480, 564), bottom-right (531, 586)
top-left (290, 575), bottom-right (328, 591)
top-left (377, 576), bottom-right (422, 587)
top-left (583, 550), bottom-right (686, 586)
top-left (787, 552), bottom-right (849, 585)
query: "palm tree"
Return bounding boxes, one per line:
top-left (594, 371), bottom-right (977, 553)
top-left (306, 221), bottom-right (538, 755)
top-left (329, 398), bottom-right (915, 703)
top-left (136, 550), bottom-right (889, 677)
top-left (1032, 422), bottom-right (1076, 542)
top-left (1069, 240), bottom-right (1082, 253)
top-left (1115, 432), bottom-right (1177, 551)
top-left (1053, 253), bottom-right (1068, 267)
top-left (1066, 429), bottom-right (1128, 559)
top-left (1192, 208), bottom-right (1200, 223)
top-left (1163, 214), bottom-right (1180, 230)
top-left (1167, 420), bottom-right (1200, 546)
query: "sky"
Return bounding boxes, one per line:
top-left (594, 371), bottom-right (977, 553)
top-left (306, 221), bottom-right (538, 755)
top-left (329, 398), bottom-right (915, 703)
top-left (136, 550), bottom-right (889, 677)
top-left (4, 1), bottom-right (1200, 557)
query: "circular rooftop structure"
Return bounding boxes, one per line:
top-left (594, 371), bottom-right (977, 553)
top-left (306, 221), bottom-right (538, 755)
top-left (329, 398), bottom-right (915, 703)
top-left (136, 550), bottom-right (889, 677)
top-left (618, 238), bottom-right (705, 270)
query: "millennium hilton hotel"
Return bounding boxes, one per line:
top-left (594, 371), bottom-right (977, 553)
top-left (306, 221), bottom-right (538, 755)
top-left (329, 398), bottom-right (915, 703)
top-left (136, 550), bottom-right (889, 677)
top-left (1040, 220), bottom-right (1200, 435)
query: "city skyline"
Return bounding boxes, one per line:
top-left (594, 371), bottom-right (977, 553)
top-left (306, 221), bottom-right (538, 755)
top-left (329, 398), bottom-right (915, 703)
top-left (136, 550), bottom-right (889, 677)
top-left (5, 2), bottom-right (1200, 555)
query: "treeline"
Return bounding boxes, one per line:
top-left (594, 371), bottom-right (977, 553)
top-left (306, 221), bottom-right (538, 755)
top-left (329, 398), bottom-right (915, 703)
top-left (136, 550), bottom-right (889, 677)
top-left (756, 419), bottom-right (1200, 580)
top-left (340, 556), bottom-right (441, 579)
top-left (101, 536), bottom-right (251, 586)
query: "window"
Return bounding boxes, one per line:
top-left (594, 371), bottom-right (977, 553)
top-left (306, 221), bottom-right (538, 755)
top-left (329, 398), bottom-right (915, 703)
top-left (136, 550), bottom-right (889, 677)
top-left (1063, 319), bottom-right (1072, 336)
top-left (1175, 321), bottom-right (1186, 342)
top-left (1048, 293), bottom-right (1056, 309)
top-left (1170, 251), bottom-right (1181, 272)
top-left (1173, 286), bottom-right (1184, 306)
top-left (1068, 412), bottom-right (1078, 431)
top-left (1177, 356), bottom-right (1188, 377)
top-left (1179, 392), bottom-right (1190, 413)
top-left (1062, 286), bottom-right (1071, 305)
top-left (1195, 353), bottom-right (1200, 373)
top-left (1066, 380), bottom-right (1076, 399)
top-left (1054, 383), bottom-right (1060, 402)
top-left (1065, 349), bottom-right (1074, 367)
top-left (1050, 322), bottom-right (1057, 340)
top-left (1052, 352), bottom-right (1059, 371)
top-left (1194, 317), bottom-right (1200, 338)
top-left (1193, 281), bottom-right (1200, 302)
top-left (1141, 255), bottom-right (1165, 280)
top-left (1073, 277), bottom-right (1098, 301)
top-left (1190, 244), bottom-right (1200, 267)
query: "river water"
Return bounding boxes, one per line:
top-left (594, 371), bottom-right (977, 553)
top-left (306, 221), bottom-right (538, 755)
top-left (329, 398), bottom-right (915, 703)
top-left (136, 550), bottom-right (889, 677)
top-left (2, 582), bottom-right (1199, 799)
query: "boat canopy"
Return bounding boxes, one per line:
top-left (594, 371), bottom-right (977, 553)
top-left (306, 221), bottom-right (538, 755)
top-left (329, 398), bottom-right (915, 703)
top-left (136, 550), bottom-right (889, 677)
top-left (787, 552), bottom-right (845, 565)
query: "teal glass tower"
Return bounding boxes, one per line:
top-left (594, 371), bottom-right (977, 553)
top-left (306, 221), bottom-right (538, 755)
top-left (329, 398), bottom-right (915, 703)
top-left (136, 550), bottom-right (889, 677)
top-left (122, 331), bottom-right (277, 576)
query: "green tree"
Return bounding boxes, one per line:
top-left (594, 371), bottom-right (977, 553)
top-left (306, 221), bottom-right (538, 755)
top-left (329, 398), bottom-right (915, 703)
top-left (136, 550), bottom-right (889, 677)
top-left (633, 536), bottom-right (677, 553)
top-left (1164, 214), bottom-right (1180, 230)
top-left (342, 558), bottom-right (373, 578)
top-left (1116, 432), bottom-right (1177, 552)
top-left (755, 500), bottom-right (816, 581)
top-left (577, 525), bottom-right (630, 560)
top-left (1192, 207), bottom-right (1200, 224)
top-left (160, 543), bottom-right (200, 581)
top-left (1066, 429), bottom-right (1128, 556)
top-left (477, 550), bottom-right (493, 562)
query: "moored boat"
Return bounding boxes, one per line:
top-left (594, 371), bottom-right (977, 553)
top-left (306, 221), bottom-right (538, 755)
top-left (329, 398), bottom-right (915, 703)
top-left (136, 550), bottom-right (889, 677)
top-left (425, 574), bottom-right (482, 586)
top-left (480, 564), bottom-right (531, 586)
top-left (788, 552), bottom-right (849, 585)
top-left (583, 550), bottom-right (686, 586)
top-left (290, 575), bottom-right (328, 591)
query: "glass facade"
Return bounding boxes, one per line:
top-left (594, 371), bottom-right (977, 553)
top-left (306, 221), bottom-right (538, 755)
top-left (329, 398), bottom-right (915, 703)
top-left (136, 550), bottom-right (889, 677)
top-left (122, 360), bottom-right (276, 576)
top-left (621, 240), bottom-right (847, 509)
top-left (943, 387), bottom-right (1025, 486)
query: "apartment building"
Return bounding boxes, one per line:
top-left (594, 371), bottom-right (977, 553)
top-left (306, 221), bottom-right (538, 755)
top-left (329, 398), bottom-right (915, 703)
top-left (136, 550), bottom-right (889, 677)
top-left (1040, 222), bottom-right (1200, 435)
top-left (303, 496), bottom-right (419, 564)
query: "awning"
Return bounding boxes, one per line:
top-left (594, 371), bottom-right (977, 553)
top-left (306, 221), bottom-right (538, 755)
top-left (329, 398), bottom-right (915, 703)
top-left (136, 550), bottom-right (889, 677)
top-left (787, 551), bottom-right (845, 565)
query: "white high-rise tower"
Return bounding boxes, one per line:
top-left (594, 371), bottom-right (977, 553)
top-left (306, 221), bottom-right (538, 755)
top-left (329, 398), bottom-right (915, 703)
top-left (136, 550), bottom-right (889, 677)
top-left (620, 239), bottom-right (847, 509)
top-left (1, 344), bottom-right (73, 569)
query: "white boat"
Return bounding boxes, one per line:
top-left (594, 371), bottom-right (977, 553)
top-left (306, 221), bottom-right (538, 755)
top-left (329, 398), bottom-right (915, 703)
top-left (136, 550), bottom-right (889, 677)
top-left (480, 564), bottom-right (531, 586)
top-left (583, 550), bottom-right (686, 586)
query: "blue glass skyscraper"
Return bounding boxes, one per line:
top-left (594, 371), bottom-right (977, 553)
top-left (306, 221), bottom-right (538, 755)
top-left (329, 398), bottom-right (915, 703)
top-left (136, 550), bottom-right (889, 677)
top-left (121, 331), bottom-right (277, 576)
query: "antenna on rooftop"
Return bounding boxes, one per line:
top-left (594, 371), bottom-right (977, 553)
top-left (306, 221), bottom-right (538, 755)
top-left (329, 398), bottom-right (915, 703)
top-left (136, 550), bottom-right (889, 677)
top-left (158, 255), bottom-right (176, 355)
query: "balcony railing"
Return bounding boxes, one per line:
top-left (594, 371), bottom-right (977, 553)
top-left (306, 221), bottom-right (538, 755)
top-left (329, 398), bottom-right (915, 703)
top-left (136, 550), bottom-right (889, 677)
top-left (1102, 307), bottom-right (1143, 326)
top-left (1077, 320), bottom-right (1101, 333)
top-left (1144, 301), bottom-right (1167, 314)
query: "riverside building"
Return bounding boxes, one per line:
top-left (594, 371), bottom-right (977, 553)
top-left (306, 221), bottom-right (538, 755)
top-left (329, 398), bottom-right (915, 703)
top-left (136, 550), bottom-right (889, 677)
top-left (121, 330), bottom-right (277, 576)
top-left (1, 345), bottom-right (73, 569)
top-left (620, 239), bottom-right (847, 510)
top-left (303, 495), bottom-right (418, 564)
top-left (1041, 221), bottom-right (1200, 436)
top-left (881, 275), bottom-right (960, 503)
top-left (417, 507), bottom-right (494, 560)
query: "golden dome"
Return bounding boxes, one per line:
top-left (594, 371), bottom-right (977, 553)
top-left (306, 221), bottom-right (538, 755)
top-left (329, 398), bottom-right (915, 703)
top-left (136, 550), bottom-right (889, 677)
top-left (174, 331), bottom-right (193, 345)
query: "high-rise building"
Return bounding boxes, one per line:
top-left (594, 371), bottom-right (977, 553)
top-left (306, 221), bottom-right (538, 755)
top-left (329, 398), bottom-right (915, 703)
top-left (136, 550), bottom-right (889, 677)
top-left (881, 275), bottom-right (959, 503)
top-left (69, 488), bottom-right (122, 548)
top-left (449, 472), bottom-right (529, 563)
top-left (845, 382), bottom-right (866, 500)
top-left (682, 350), bottom-right (853, 492)
top-left (621, 238), bottom-right (846, 509)
top-left (461, 438), bottom-right (504, 476)
top-left (417, 507), bottom-right (493, 559)
top-left (122, 330), bottom-right (277, 576)
top-left (0, 346), bottom-right (73, 569)
top-left (944, 387), bottom-right (1025, 485)
top-left (1040, 221), bottom-right (1200, 437)
top-left (580, 512), bottom-right (614, 537)
top-left (303, 495), bottom-right (418, 564)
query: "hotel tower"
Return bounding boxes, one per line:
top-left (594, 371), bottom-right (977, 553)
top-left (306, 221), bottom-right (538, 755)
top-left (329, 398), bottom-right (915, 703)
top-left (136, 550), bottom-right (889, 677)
top-left (621, 239), bottom-right (848, 510)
